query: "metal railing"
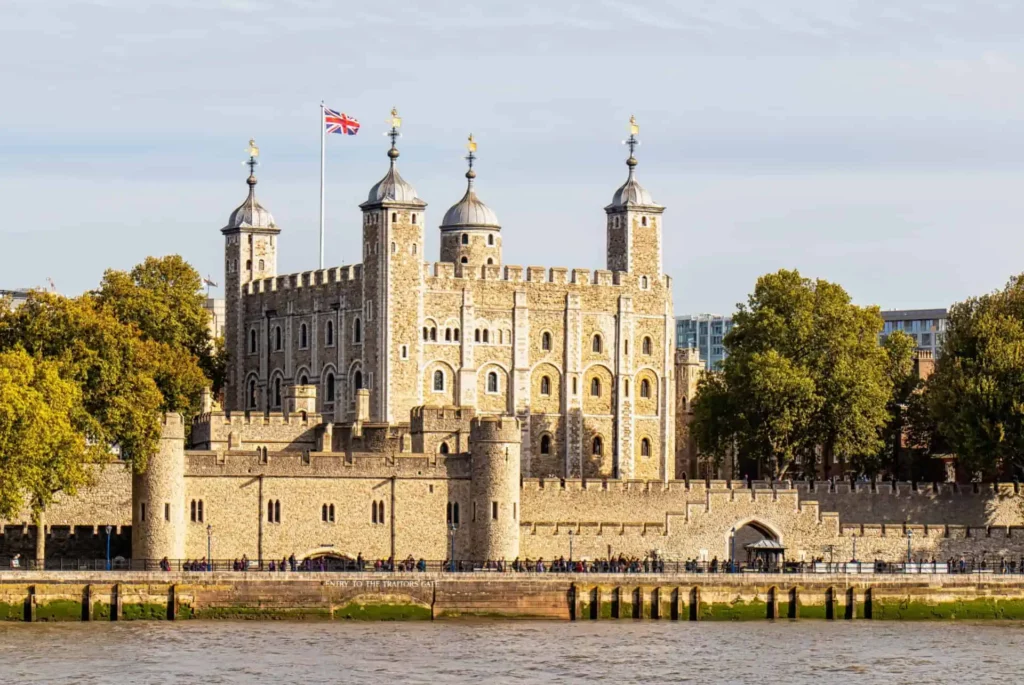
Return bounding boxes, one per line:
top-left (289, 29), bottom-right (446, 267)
top-left (2, 557), bottom-right (1023, 575)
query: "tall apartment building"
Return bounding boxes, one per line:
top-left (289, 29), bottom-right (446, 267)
top-left (879, 309), bottom-right (948, 357)
top-left (675, 314), bottom-right (734, 370)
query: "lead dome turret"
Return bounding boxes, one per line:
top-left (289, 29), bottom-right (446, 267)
top-left (439, 134), bottom-right (502, 269)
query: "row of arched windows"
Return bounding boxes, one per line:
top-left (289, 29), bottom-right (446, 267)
top-left (371, 500), bottom-right (387, 524)
top-left (474, 328), bottom-right (512, 344)
top-left (423, 326), bottom-right (462, 342)
top-left (267, 499), bottom-right (281, 523)
top-left (254, 318), bottom-right (361, 356)
top-left (460, 233), bottom-right (496, 246)
top-left (189, 499), bottom-right (204, 523)
top-left (537, 435), bottom-right (648, 458)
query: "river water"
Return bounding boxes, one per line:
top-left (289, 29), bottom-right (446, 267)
top-left (1, 621), bottom-right (1022, 684)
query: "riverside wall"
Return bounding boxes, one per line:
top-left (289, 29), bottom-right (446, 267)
top-left (2, 571), bottom-right (1024, 621)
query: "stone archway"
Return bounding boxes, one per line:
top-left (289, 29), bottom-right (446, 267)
top-left (300, 548), bottom-right (357, 571)
top-left (727, 519), bottom-right (782, 561)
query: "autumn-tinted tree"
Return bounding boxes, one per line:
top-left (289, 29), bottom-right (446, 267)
top-left (0, 348), bottom-right (100, 518)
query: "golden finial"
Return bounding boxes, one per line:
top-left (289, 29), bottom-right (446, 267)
top-left (467, 133), bottom-right (477, 153)
top-left (388, 107), bottom-right (402, 129)
top-left (629, 115), bottom-right (639, 136)
top-left (246, 138), bottom-right (259, 158)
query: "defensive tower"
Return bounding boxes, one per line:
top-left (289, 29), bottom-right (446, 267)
top-left (470, 416), bottom-right (522, 561)
top-left (132, 413), bottom-right (186, 561)
top-left (439, 134), bottom-right (502, 270)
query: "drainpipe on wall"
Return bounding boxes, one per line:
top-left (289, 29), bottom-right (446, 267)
top-left (257, 475), bottom-right (264, 568)
top-left (390, 476), bottom-right (396, 563)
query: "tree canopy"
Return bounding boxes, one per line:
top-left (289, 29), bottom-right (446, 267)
top-left (691, 269), bottom-right (901, 478)
top-left (919, 274), bottom-right (1024, 478)
top-left (0, 348), bottom-right (100, 519)
top-left (0, 256), bottom-right (216, 487)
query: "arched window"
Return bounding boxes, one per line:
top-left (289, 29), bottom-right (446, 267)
top-left (300, 324), bottom-right (308, 349)
top-left (641, 216), bottom-right (648, 227)
top-left (190, 499), bottom-right (197, 522)
top-left (430, 327), bottom-right (437, 341)
top-left (322, 503), bottom-right (328, 522)
top-left (681, 396), bottom-right (688, 411)
top-left (433, 369), bottom-right (445, 391)
top-left (592, 335), bottom-right (602, 353)
top-left (246, 259), bottom-right (252, 271)
top-left (487, 371), bottom-right (498, 393)
top-left (258, 259), bottom-right (265, 271)
top-left (353, 318), bottom-right (362, 344)
top-left (488, 234), bottom-right (494, 246)
top-left (275, 326), bottom-right (282, 351)
top-left (640, 379), bottom-right (651, 398)
top-left (329, 503), bottom-right (335, 522)
top-left (354, 370), bottom-right (363, 390)
top-left (371, 501), bottom-right (378, 524)
top-left (540, 376), bottom-right (551, 395)
top-left (641, 438), bottom-right (651, 457)
top-left (412, 213), bottom-right (417, 224)
top-left (483, 329), bottom-right (489, 343)
top-left (326, 373), bottom-right (335, 402)
top-left (423, 326), bottom-right (429, 341)
top-left (498, 330), bottom-right (503, 344)
top-left (486, 258), bottom-right (494, 265)
top-left (453, 328), bottom-right (460, 341)
top-left (460, 257), bottom-right (468, 264)
top-left (250, 329), bottom-right (257, 354)
top-left (590, 378), bottom-right (601, 396)
top-left (445, 328), bottom-right (452, 341)
top-left (379, 500), bottom-right (385, 522)
top-left (461, 233), bottom-right (469, 245)
top-left (300, 374), bottom-right (308, 385)
top-left (474, 329), bottom-right (481, 343)
top-left (440, 442), bottom-right (450, 454)
top-left (541, 332), bottom-right (551, 351)
top-left (540, 434), bottom-right (551, 455)
top-left (624, 378), bottom-right (630, 397)
top-left (641, 276), bottom-right (649, 289)
top-left (391, 212), bottom-right (397, 222)
top-left (269, 500), bottom-right (280, 523)
top-left (248, 380), bottom-right (257, 408)
top-left (592, 436), bottom-right (603, 455)
top-left (643, 336), bottom-right (652, 355)
top-left (391, 242), bottom-right (397, 254)
top-left (198, 500), bottom-right (203, 522)
top-left (326, 320), bottom-right (334, 346)
top-left (274, 378), bottom-right (282, 406)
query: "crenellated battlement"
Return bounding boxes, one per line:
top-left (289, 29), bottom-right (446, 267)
top-left (422, 262), bottom-right (646, 289)
top-left (243, 264), bottom-right (363, 296)
top-left (193, 409), bottom-right (323, 429)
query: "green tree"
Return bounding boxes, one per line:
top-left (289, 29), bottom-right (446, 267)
top-left (922, 274), bottom-right (1024, 478)
top-left (692, 269), bottom-right (894, 478)
top-left (853, 330), bottom-right (917, 477)
top-left (0, 291), bottom-right (164, 472)
top-left (0, 348), bottom-right (100, 518)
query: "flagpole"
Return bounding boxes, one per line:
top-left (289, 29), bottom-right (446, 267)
top-left (319, 101), bottom-right (326, 270)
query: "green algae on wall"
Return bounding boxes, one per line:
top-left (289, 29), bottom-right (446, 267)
top-left (335, 602), bottom-right (431, 621)
top-left (872, 597), bottom-right (1024, 620)
top-left (121, 603), bottom-right (168, 621)
top-left (0, 601), bottom-right (25, 622)
top-left (92, 602), bottom-right (111, 621)
top-left (36, 600), bottom-right (82, 622)
top-left (699, 599), bottom-right (767, 621)
top-left (195, 606), bottom-right (333, 621)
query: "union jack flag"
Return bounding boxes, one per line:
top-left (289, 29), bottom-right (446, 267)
top-left (324, 107), bottom-right (360, 135)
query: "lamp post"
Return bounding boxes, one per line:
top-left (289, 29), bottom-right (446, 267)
top-left (105, 526), bottom-right (112, 571)
top-left (448, 522), bottom-right (457, 573)
top-left (568, 529), bottom-right (574, 563)
top-left (852, 534), bottom-right (857, 563)
top-left (730, 526), bottom-right (736, 572)
top-left (207, 524), bottom-right (213, 572)
top-left (906, 529), bottom-right (913, 566)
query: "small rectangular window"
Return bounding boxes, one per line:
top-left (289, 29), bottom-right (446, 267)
top-left (141, 502), bottom-right (146, 522)
top-left (164, 503), bottom-right (170, 521)
top-left (473, 502), bottom-right (477, 522)
top-left (513, 503), bottom-right (517, 520)
top-left (492, 501), bottom-right (498, 520)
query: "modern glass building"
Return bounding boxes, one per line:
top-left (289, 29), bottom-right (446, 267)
top-left (879, 308), bottom-right (948, 356)
top-left (675, 314), bottom-right (734, 371)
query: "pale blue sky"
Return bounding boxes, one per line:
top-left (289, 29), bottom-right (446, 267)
top-left (3, 0), bottom-right (1024, 313)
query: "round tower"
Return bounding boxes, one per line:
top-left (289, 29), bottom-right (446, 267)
top-left (470, 416), bottom-right (521, 561)
top-left (132, 413), bottom-right (186, 562)
top-left (439, 134), bottom-right (502, 270)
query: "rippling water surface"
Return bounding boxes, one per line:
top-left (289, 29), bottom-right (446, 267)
top-left (2, 621), bottom-right (1023, 684)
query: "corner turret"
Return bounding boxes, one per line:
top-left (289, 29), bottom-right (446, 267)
top-left (132, 413), bottom-right (186, 562)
